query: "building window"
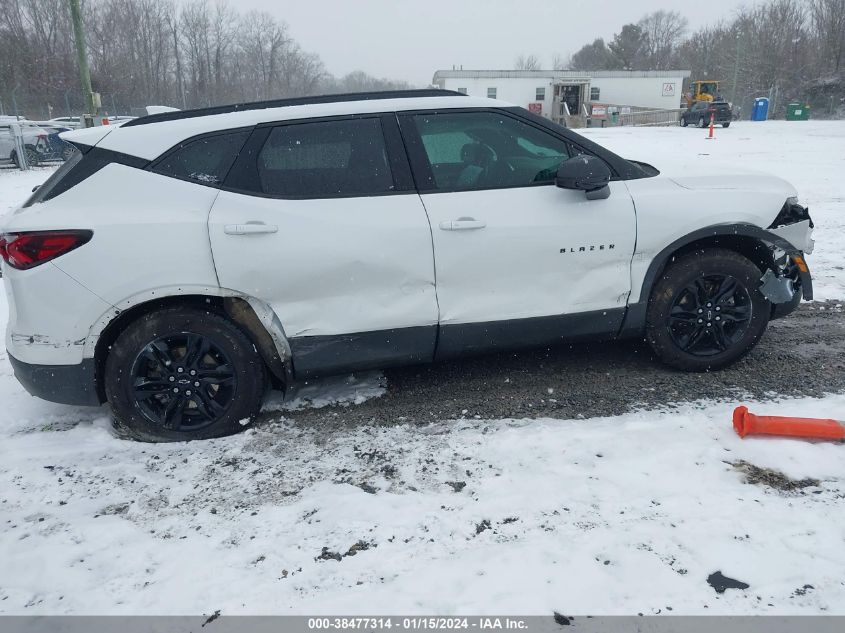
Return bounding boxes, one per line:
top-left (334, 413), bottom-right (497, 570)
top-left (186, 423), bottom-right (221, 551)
top-left (457, 87), bottom-right (467, 95)
top-left (536, 87), bottom-right (545, 101)
top-left (487, 87), bottom-right (497, 99)
top-left (590, 87), bottom-right (600, 101)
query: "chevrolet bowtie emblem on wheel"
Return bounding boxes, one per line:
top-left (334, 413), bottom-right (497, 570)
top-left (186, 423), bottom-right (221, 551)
top-left (560, 244), bottom-right (615, 253)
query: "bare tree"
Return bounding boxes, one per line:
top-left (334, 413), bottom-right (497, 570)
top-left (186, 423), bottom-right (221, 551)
top-left (2, 0), bottom-right (843, 120)
top-left (638, 10), bottom-right (688, 69)
top-left (552, 53), bottom-right (570, 70)
top-left (514, 54), bottom-right (541, 70)
top-left (811, 0), bottom-right (845, 72)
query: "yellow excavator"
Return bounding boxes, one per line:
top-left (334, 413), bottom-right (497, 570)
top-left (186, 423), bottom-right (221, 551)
top-left (685, 80), bottom-right (721, 107)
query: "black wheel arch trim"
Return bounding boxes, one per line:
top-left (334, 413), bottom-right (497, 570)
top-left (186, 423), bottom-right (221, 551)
top-left (620, 223), bottom-right (813, 337)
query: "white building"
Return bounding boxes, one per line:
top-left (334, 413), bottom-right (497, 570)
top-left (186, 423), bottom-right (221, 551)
top-left (432, 69), bottom-right (691, 125)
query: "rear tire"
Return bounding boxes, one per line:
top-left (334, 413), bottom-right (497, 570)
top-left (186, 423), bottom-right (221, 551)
top-left (104, 306), bottom-right (266, 442)
top-left (722, 122), bottom-right (731, 128)
top-left (680, 117), bottom-right (688, 127)
top-left (698, 117), bottom-right (707, 128)
top-left (645, 249), bottom-right (770, 372)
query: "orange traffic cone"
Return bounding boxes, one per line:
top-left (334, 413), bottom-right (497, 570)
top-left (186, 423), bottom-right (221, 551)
top-left (733, 406), bottom-right (845, 441)
top-left (706, 112), bottom-right (715, 139)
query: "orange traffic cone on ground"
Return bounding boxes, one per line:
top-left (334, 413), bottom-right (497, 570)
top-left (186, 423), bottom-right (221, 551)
top-left (706, 112), bottom-right (715, 139)
top-left (733, 406), bottom-right (845, 441)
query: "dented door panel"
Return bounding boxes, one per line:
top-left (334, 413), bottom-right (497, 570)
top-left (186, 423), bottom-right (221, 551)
top-left (208, 190), bottom-right (438, 348)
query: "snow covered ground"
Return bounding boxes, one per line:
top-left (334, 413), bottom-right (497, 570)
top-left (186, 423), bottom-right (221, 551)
top-left (1, 122), bottom-right (844, 616)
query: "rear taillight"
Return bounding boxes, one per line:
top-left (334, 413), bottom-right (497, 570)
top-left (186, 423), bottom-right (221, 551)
top-left (0, 230), bottom-right (92, 270)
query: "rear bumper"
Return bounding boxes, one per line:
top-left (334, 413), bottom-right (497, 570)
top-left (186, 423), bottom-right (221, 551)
top-left (8, 353), bottom-right (102, 406)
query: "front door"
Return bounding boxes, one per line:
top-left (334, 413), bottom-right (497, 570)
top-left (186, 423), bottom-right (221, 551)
top-left (208, 115), bottom-right (439, 375)
top-left (399, 109), bottom-right (637, 356)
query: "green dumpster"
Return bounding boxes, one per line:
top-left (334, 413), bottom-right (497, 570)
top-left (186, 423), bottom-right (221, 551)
top-left (786, 103), bottom-right (810, 121)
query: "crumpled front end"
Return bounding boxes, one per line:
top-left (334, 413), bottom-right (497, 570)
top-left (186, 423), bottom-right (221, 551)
top-left (759, 198), bottom-right (814, 319)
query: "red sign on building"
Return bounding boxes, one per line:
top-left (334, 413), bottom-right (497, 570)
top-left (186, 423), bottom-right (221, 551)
top-left (528, 102), bottom-right (543, 114)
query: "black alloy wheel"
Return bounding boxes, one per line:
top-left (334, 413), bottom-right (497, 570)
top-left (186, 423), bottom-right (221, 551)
top-left (131, 333), bottom-right (237, 432)
top-left (667, 274), bottom-right (752, 357)
top-left (645, 248), bottom-right (771, 372)
top-left (105, 306), bottom-right (266, 442)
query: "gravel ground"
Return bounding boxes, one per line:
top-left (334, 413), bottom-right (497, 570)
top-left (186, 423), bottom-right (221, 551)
top-left (276, 301), bottom-right (845, 427)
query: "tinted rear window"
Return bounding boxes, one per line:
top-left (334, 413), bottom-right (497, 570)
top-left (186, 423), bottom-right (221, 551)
top-left (22, 148), bottom-right (83, 208)
top-left (255, 118), bottom-right (394, 197)
top-left (154, 130), bottom-right (250, 185)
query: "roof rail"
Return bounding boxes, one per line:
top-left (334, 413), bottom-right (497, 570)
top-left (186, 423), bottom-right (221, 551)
top-left (121, 89), bottom-right (466, 128)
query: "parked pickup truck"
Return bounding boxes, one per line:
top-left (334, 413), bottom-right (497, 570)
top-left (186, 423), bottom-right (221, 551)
top-left (680, 100), bottom-right (733, 128)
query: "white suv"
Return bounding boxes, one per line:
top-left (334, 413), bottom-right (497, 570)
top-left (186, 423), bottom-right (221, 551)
top-left (1, 90), bottom-right (814, 441)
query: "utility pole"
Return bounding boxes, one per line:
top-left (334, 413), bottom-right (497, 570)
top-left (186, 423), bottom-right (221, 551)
top-left (68, 0), bottom-right (96, 127)
top-left (731, 29), bottom-right (743, 106)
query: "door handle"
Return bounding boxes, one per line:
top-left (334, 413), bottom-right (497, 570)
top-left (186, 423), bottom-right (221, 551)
top-left (223, 222), bottom-right (279, 235)
top-left (439, 217), bottom-right (487, 231)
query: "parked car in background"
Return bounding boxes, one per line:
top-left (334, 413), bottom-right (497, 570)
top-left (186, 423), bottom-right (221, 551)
top-left (680, 100), bottom-right (733, 128)
top-left (0, 121), bottom-right (50, 166)
top-left (48, 116), bottom-right (83, 129)
top-left (33, 123), bottom-right (76, 161)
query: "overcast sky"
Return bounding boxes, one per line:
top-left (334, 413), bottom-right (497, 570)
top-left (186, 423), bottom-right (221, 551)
top-left (232, 0), bottom-right (751, 85)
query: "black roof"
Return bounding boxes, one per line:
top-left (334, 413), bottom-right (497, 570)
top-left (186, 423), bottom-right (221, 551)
top-left (121, 89), bottom-right (466, 128)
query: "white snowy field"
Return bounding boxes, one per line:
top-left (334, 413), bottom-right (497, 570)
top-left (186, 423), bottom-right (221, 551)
top-left (1, 122), bottom-right (844, 616)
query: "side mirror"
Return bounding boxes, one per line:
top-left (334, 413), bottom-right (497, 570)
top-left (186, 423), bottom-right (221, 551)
top-left (555, 155), bottom-right (612, 200)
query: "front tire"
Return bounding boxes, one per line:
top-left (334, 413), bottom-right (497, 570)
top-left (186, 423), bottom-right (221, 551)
top-left (645, 249), bottom-right (770, 372)
top-left (722, 122), bottom-right (731, 128)
top-left (698, 117), bottom-right (707, 128)
top-left (680, 117), bottom-right (688, 127)
top-left (104, 306), bottom-right (266, 442)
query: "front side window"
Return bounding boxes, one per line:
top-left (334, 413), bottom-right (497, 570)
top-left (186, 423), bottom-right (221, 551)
top-left (412, 111), bottom-right (574, 191)
top-left (256, 118), bottom-right (393, 197)
top-left (154, 130), bottom-right (250, 185)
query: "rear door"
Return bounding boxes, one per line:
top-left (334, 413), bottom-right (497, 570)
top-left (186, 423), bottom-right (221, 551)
top-left (399, 109), bottom-right (637, 356)
top-left (209, 114), bottom-right (439, 375)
